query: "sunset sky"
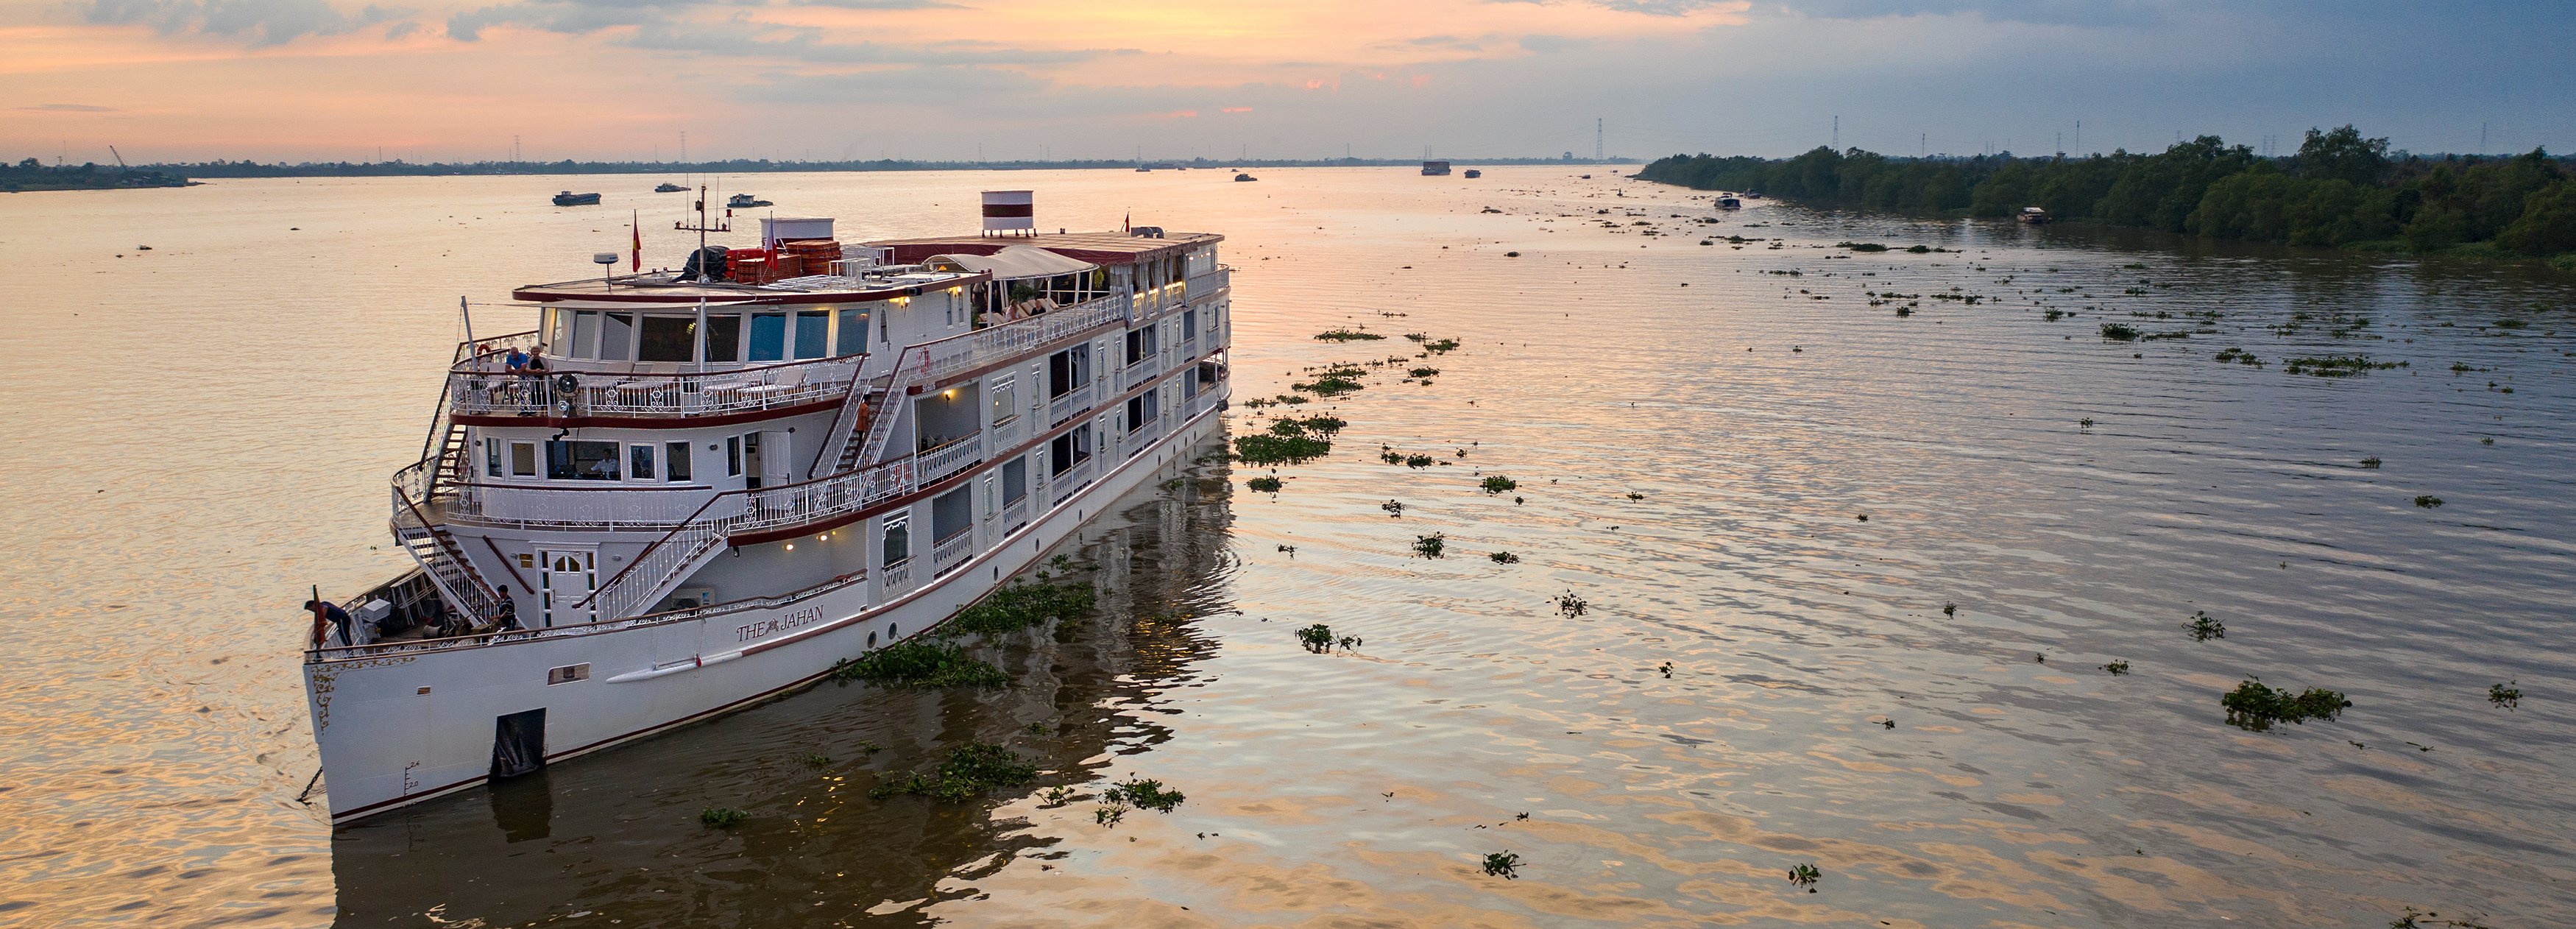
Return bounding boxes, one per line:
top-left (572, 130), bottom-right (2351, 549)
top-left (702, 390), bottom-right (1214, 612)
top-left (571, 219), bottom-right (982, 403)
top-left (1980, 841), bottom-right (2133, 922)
top-left (4, 0), bottom-right (2569, 164)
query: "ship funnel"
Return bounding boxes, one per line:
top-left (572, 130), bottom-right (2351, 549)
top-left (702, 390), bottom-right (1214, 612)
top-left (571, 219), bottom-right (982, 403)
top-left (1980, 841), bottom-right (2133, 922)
top-left (980, 190), bottom-right (1033, 236)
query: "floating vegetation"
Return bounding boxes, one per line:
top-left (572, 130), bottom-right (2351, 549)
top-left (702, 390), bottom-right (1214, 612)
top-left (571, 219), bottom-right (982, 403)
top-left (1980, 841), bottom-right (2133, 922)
top-left (1625, 492), bottom-right (1645, 501)
top-left (2101, 660), bottom-right (2131, 676)
top-left (1408, 366), bottom-right (1440, 378)
top-left (950, 581), bottom-right (1096, 637)
top-left (801, 753), bottom-right (832, 767)
top-left (1555, 590), bottom-right (1589, 618)
top-left (1406, 453), bottom-right (1436, 468)
top-left (1296, 624), bottom-right (1334, 652)
top-left (1490, 551), bottom-right (1521, 564)
top-left (1246, 476), bottom-right (1282, 492)
top-left (1413, 533), bottom-right (1446, 559)
top-left (1313, 328), bottom-right (1385, 342)
top-left (1943, 602), bottom-right (1957, 618)
top-left (2489, 682), bottom-right (2521, 708)
top-left (1420, 338), bottom-right (1462, 354)
top-left (1480, 475), bottom-right (1518, 495)
top-left (2213, 347), bottom-right (2267, 367)
top-left (2414, 495), bottom-right (2444, 509)
top-left (1787, 863), bottom-right (1822, 891)
top-left (1094, 805), bottom-right (1125, 826)
top-left (1504, 251), bottom-right (1521, 258)
top-left (1381, 499), bottom-right (1404, 516)
top-left (1272, 413), bottom-right (1348, 437)
top-left (2360, 457), bottom-right (2382, 468)
top-left (1040, 785), bottom-right (1073, 806)
top-left (1482, 851), bottom-right (1522, 879)
top-left (2283, 355), bottom-right (2405, 377)
top-left (1894, 306), bottom-right (1913, 317)
top-left (1102, 777), bottom-right (1186, 813)
top-left (699, 807), bottom-right (749, 827)
top-left (2099, 323), bottom-right (2141, 342)
top-left (1381, 449), bottom-right (1404, 464)
top-left (869, 741), bottom-right (1039, 802)
top-left (1233, 433), bottom-right (1333, 466)
top-left (2391, 906), bottom-right (2497, 928)
top-left (832, 641), bottom-right (1011, 688)
top-left (2221, 678), bottom-right (2351, 732)
top-left (2044, 309), bottom-right (2067, 322)
top-left (2079, 418), bottom-right (2095, 428)
top-left (1836, 241), bottom-right (1889, 252)
top-left (2187, 610), bottom-right (2226, 641)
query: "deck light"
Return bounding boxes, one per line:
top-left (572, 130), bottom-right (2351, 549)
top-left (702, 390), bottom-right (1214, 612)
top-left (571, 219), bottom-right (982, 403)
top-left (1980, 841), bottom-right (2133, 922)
top-left (785, 543), bottom-right (796, 551)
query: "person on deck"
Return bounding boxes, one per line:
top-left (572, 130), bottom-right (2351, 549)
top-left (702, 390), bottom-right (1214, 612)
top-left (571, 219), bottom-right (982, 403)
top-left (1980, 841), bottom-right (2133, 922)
top-left (304, 598), bottom-right (352, 648)
top-left (505, 347), bottom-right (529, 372)
top-left (492, 586), bottom-right (522, 632)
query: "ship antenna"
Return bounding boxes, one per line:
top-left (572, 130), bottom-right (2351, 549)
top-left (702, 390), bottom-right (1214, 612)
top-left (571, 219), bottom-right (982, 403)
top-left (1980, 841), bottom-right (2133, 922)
top-left (674, 183), bottom-right (730, 279)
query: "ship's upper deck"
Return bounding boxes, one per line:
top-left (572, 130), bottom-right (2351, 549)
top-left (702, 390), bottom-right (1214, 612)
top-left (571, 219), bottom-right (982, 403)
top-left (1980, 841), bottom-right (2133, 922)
top-left (868, 230), bottom-right (1222, 266)
top-left (511, 267), bottom-right (987, 305)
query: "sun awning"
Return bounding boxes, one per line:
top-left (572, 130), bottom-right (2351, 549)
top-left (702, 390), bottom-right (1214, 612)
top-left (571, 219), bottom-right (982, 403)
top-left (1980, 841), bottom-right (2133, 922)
top-left (923, 244), bottom-right (1099, 280)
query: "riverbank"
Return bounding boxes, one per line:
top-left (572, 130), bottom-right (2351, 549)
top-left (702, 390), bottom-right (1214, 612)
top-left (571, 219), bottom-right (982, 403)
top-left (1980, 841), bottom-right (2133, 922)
top-left (1635, 127), bottom-right (2576, 274)
top-left (1, 164), bottom-right (192, 192)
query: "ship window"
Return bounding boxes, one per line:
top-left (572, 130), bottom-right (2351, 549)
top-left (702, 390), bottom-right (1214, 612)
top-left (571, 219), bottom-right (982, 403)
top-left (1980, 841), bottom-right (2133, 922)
top-left (548, 307), bottom-right (573, 353)
top-left (665, 441), bottom-right (692, 481)
top-left (793, 311), bottom-right (830, 359)
top-left (747, 313), bottom-right (786, 362)
top-left (1125, 394), bottom-right (1158, 432)
top-left (570, 311), bottom-right (600, 359)
top-left (547, 440), bottom-right (620, 481)
top-left (509, 442), bottom-right (538, 478)
top-left (932, 488), bottom-right (970, 543)
top-left (1182, 309), bottom-right (1196, 342)
top-left (835, 308), bottom-right (868, 356)
top-left (600, 313), bottom-right (634, 361)
top-left (1047, 347), bottom-right (1086, 398)
top-left (1002, 456), bottom-right (1027, 505)
top-left (989, 378), bottom-right (1017, 425)
top-left (485, 437), bottom-right (503, 477)
top-left (704, 314), bottom-right (742, 363)
top-left (629, 443), bottom-right (656, 481)
top-left (637, 316), bottom-right (695, 362)
top-left (882, 515), bottom-right (911, 565)
top-left (726, 436), bottom-right (743, 477)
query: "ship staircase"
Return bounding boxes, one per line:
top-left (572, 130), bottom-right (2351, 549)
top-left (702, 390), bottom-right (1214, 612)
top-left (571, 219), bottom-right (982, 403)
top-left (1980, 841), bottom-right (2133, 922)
top-left (389, 386), bottom-right (505, 624)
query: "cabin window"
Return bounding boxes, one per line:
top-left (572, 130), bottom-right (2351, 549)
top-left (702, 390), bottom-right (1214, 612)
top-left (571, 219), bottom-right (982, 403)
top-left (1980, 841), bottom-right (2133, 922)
top-left (1182, 309), bottom-right (1197, 343)
top-left (932, 488), bottom-right (971, 543)
top-left (628, 443), bottom-right (656, 481)
top-left (726, 436), bottom-right (743, 477)
top-left (547, 308), bottom-right (573, 353)
top-left (600, 313), bottom-right (634, 361)
top-left (989, 378), bottom-right (1017, 425)
top-left (1002, 456), bottom-right (1027, 505)
top-left (747, 313), bottom-right (787, 362)
top-left (793, 311), bottom-right (831, 359)
top-left (882, 515), bottom-right (911, 565)
top-left (1126, 392), bottom-right (1158, 432)
top-left (637, 317), bottom-right (696, 362)
top-left (509, 442), bottom-right (539, 478)
top-left (1049, 424), bottom-right (1091, 476)
top-left (665, 441), bottom-right (692, 481)
top-left (570, 311), bottom-right (600, 358)
top-left (1124, 327), bottom-right (1156, 366)
top-left (1047, 347), bottom-right (1086, 398)
top-left (484, 437), bottom-right (503, 477)
top-left (546, 440), bottom-right (620, 481)
top-left (1182, 370), bottom-right (1199, 400)
top-left (835, 308), bottom-right (868, 356)
top-left (704, 314), bottom-right (742, 364)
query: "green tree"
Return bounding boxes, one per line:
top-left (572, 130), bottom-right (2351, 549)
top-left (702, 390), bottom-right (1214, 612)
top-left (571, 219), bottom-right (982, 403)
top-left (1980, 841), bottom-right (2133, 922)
top-left (2496, 180), bottom-right (2576, 255)
top-left (2296, 125), bottom-right (2390, 186)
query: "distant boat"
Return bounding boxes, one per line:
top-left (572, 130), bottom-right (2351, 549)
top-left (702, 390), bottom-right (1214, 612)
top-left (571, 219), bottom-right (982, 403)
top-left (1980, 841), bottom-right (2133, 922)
top-left (552, 191), bottom-right (600, 206)
top-left (2017, 205), bottom-right (2050, 225)
top-left (1234, 172), bottom-right (1259, 182)
top-left (654, 183), bottom-right (685, 193)
top-left (1579, 174), bottom-right (1592, 180)
top-left (1716, 196), bottom-right (1741, 209)
top-left (727, 194), bottom-right (771, 209)
top-left (1136, 165), bottom-right (1152, 172)
top-left (1462, 169), bottom-right (1482, 179)
top-left (1742, 191), bottom-right (1763, 199)
top-left (1422, 160), bottom-right (1451, 176)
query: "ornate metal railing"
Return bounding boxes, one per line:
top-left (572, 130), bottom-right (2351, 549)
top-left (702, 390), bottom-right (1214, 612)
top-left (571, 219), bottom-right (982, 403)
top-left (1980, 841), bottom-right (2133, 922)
top-left (447, 355), bottom-right (862, 418)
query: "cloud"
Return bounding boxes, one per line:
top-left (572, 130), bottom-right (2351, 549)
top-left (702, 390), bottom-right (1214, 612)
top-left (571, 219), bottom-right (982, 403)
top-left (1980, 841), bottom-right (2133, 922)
top-left (445, 0), bottom-right (697, 41)
top-left (1518, 33), bottom-right (1584, 52)
top-left (77, 0), bottom-right (409, 46)
top-left (782, 0), bottom-right (963, 7)
top-left (611, 18), bottom-right (1130, 63)
top-left (21, 103), bottom-right (122, 111)
top-left (1485, 0), bottom-right (1738, 15)
top-left (1782, 0), bottom-right (2170, 27)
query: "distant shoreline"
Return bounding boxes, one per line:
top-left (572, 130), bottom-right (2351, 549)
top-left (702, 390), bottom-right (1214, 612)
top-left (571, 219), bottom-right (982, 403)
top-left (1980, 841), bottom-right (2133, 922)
top-left (107, 156), bottom-right (1639, 183)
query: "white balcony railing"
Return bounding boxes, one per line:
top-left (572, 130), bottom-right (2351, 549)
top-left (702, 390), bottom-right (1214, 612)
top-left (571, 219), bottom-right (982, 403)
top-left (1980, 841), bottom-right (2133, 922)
top-left (882, 558), bottom-right (915, 595)
top-left (930, 529), bottom-right (975, 575)
top-left (447, 356), bottom-right (862, 419)
top-left (916, 434), bottom-right (984, 485)
top-left (1048, 382), bottom-right (1094, 424)
top-left (1002, 495), bottom-right (1030, 531)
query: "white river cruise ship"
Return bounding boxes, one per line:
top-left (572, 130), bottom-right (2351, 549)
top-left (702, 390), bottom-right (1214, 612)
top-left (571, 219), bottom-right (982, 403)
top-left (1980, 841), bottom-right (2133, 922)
top-left (302, 196), bottom-right (1231, 823)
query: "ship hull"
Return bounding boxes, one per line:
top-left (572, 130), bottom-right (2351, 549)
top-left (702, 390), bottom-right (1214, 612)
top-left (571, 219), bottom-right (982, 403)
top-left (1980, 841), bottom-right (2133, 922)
top-left (304, 407), bottom-right (1222, 825)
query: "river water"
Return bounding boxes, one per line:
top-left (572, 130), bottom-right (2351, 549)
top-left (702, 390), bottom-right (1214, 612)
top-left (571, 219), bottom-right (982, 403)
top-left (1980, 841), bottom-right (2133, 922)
top-left (1, 169), bottom-right (2570, 928)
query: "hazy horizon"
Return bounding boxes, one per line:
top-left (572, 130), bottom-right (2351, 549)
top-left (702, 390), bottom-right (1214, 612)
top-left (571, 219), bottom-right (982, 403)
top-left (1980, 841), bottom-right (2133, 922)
top-left (6, 1), bottom-right (2571, 166)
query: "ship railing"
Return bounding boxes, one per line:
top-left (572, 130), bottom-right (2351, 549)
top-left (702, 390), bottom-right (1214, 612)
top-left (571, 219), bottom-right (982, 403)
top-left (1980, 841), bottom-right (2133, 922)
top-left (1047, 382), bottom-right (1094, 425)
top-left (1002, 495), bottom-right (1031, 532)
top-left (307, 570), bottom-right (870, 661)
top-left (930, 528), bottom-right (975, 576)
top-left (1049, 457), bottom-right (1096, 506)
top-left (822, 294), bottom-right (1120, 475)
top-left (1183, 266), bottom-right (1230, 298)
top-left (882, 557), bottom-right (915, 594)
top-left (438, 481), bottom-right (727, 530)
top-left (914, 434), bottom-right (984, 487)
top-left (447, 355), bottom-right (863, 418)
top-left (453, 330), bottom-right (541, 369)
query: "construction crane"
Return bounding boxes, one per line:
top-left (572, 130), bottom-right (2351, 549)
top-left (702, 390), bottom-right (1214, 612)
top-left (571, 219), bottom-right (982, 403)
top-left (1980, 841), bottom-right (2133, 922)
top-left (108, 145), bottom-right (127, 168)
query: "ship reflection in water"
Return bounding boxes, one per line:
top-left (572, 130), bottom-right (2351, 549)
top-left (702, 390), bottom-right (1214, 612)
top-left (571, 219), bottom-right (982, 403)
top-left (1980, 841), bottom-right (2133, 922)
top-left (331, 461), bottom-right (1236, 925)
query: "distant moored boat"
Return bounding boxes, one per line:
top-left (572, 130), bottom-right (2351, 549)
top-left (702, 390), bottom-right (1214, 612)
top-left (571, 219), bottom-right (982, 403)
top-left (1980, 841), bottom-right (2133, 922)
top-left (654, 183), bottom-right (685, 193)
top-left (2017, 205), bottom-right (2050, 225)
top-left (552, 191), bottom-right (601, 206)
top-left (1234, 172), bottom-right (1258, 182)
top-left (728, 193), bottom-right (771, 208)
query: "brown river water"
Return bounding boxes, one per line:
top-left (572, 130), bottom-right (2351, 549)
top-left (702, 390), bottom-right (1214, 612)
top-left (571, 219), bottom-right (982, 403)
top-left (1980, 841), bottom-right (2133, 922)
top-left (1, 169), bottom-right (2571, 928)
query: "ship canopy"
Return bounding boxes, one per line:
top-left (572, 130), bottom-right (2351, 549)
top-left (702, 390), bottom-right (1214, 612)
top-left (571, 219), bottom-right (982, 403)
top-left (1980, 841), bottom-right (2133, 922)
top-left (921, 244), bottom-right (1097, 282)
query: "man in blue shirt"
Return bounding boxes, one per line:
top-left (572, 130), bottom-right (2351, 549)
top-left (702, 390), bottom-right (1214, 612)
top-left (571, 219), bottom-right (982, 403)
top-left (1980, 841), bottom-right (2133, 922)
top-left (303, 598), bottom-right (353, 647)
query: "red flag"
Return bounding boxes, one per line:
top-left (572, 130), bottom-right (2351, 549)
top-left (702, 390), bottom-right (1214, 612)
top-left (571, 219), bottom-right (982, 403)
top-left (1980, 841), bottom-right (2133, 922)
top-left (1123, 211), bottom-right (1130, 233)
top-left (631, 211), bottom-right (642, 272)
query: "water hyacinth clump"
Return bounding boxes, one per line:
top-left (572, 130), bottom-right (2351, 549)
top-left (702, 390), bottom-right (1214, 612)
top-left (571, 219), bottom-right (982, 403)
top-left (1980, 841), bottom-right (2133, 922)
top-left (2221, 679), bottom-right (2351, 732)
top-left (831, 641), bottom-right (1011, 688)
top-left (1555, 590), bottom-right (1588, 618)
top-left (699, 807), bottom-right (749, 827)
top-left (2489, 682), bottom-right (2521, 708)
top-left (1296, 624), bottom-right (1334, 653)
top-left (1482, 851), bottom-right (1521, 878)
top-left (868, 741), bottom-right (1039, 802)
top-left (948, 581), bottom-right (1096, 637)
top-left (1787, 863), bottom-right (1822, 890)
top-left (1480, 475), bottom-right (1517, 495)
top-left (1489, 551), bottom-right (1520, 564)
top-left (1233, 433), bottom-right (1332, 466)
top-left (1102, 777), bottom-right (1186, 813)
top-left (1246, 476), bottom-right (1282, 492)
top-left (1312, 328), bottom-right (1385, 342)
top-left (1413, 533), bottom-right (1446, 558)
top-left (2187, 610), bottom-right (2226, 641)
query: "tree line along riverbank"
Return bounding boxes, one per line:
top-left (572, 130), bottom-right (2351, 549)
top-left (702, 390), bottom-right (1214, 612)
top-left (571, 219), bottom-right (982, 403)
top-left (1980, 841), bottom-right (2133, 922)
top-left (1635, 127), bottom-right (2576, 272)
top-left (1, 159), bottom-right (190, 192)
